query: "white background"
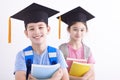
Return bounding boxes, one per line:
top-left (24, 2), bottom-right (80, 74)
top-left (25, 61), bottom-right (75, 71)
top-left (0, 0), bottom-right (120, 80)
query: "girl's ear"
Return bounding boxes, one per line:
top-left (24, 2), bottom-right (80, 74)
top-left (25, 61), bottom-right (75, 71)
top-left (67, 27), bottom-right (70, 33)
top-left (86, 29), bottom-right (88, 33)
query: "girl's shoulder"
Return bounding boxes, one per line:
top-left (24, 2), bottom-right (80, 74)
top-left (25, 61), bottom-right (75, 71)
top-left (59, 43), bottom-right (68, 48)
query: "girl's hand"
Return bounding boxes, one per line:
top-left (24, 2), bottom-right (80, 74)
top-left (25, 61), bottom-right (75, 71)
top-left (80, 76), bottom-right (88, 80)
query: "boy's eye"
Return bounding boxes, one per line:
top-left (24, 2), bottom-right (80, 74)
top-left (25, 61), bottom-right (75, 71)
top-left (39, 27), bottom-right (43, 29)
top-left (27, 27), bottom-right (34, 31)
top-left (80, 29), bottom-right (84, 32)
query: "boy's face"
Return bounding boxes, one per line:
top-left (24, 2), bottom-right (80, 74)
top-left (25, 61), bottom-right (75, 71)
top-left (24, 22), bottom-right (50, 45)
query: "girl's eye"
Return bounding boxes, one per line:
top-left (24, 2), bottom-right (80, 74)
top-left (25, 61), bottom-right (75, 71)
top-left (73, 28), bottom-right (84, 32)
top-left (73, 29), bottom-right (78, 31)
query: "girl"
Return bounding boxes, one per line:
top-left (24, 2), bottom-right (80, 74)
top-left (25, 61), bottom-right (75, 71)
top-left (58, 6), bottom-right (95, 80)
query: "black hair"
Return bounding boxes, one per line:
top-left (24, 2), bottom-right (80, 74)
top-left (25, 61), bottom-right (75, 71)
top-left (67, 21), bottom-right (88, 31)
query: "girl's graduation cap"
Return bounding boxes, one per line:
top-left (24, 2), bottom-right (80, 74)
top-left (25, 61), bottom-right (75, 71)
top-left (57, 6), bottom-right (95, 39)
top-left (8, 3), bottom-right (59, 43)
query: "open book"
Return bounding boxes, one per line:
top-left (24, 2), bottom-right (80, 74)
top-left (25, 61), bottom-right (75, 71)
top-left (31, 63), bottom-right (60, 79)
top-left (69, 61), bottom-right (90, 77)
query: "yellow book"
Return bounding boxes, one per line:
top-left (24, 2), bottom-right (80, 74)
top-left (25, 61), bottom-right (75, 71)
top-left (69, 61), bottom-right (90, 77)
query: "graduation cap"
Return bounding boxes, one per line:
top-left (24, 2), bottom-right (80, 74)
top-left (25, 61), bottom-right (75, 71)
top-left (8, 3), bottom-right (59, 43)
top-left (57, 6), bottom-right (95, 39)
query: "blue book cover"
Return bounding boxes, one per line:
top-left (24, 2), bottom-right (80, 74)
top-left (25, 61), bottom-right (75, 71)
top-left (31, 63), bottom-right (60, 79)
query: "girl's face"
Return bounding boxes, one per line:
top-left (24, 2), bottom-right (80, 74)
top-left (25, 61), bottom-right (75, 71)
top-left (24, 22), bottom-right (50, 45)
top-left (68, 22), bottom-right (87, 41)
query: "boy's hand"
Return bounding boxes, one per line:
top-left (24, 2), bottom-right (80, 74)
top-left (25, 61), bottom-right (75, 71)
top-left (51, 68), bottom-right (63, 80)
top-left (28, 68), bottom-right (63, 80)
top-left (28, 74), bottom-right (36, 80)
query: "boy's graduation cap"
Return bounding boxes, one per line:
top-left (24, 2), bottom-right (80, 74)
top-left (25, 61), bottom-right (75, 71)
top-left (57, 6), bottom-right (95, 39)
top-left (8, 3), bottom-right (59, 43)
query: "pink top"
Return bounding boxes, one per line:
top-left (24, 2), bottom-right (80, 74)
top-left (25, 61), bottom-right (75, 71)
top-left (66, 43), bottom-right (95, 71)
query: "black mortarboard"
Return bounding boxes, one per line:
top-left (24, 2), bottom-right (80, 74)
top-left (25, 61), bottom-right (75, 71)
top-left (11, 3), bottom-right (59, 26)
top-left (8, 3), bottom-right (59, 43)
top-left (58, 6), bottom-right (94, 25)
top-left (57, 6), bottom-right (95, 39)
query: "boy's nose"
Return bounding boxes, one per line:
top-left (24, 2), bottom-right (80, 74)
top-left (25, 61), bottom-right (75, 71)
top-left (34, 28), bottom-right (40, 34)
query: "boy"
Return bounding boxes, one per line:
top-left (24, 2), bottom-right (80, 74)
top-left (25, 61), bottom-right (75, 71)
top-left (12, 3), bottom-right (69, 80)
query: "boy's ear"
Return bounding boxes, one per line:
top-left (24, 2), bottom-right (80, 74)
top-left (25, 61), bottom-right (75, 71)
top-left (24, 30), bottom-right (28, 37)
top-left (47, 26), bottom-right (51, 33)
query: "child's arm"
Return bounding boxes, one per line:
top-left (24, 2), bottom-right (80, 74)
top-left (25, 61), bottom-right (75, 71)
top-left (70, 75), bottom-right (87, 80)
top-left (50, 68), bottom-right (63, 80)
top-left (69, 64), bottom-right (95, 80)
top-left (61, 68), bottom-right (69, 80)
top-left (83, 64), bottom-right (95, 80)
top-left (28, 68), bottom-right (66, 80)
top-left (15, 71), bottom-right (26, 80)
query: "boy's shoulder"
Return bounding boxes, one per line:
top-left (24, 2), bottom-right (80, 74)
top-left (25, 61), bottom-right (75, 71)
top-left (47, 45), bottom-right (58, 50)
top-left (23, 46), bottom-right (32, 51)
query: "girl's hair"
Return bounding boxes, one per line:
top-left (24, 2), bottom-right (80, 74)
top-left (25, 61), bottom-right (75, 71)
top-left (67, 21), bottom-right (88, 31)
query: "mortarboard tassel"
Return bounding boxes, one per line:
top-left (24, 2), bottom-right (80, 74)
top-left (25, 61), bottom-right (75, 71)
top-left (58, 16), bottom-right (61, 39)
top-left (8, 17), bottom-right (11, 43)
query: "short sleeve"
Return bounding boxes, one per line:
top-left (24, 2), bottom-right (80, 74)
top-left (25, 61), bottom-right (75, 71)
top-left (87, 52), bottom-right (95, 64)
top-left (56, 49), bottom-right (68, 68)
top-left (14, 51), bottom-right (26, 73)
